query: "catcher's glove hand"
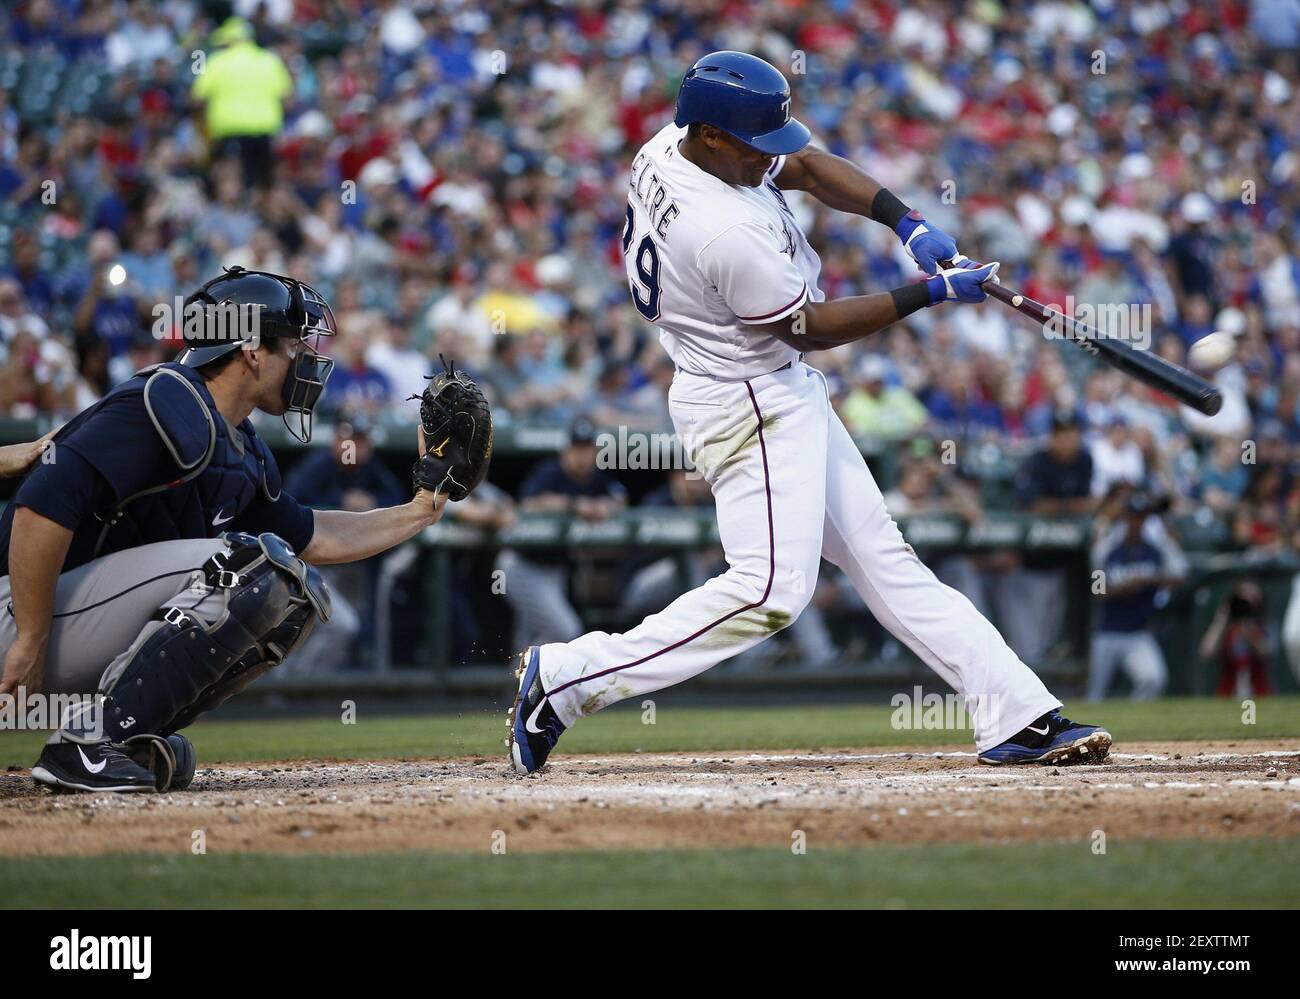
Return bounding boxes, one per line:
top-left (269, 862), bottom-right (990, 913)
top-left (411, 355), bottom-right (493, 501)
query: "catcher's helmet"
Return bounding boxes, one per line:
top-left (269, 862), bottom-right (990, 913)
top-left (177, 266), bottom-right (336, 442)
top-left (674, 51), bottom-right (811, 156)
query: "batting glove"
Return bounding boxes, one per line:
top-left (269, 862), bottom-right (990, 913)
top-left (925, 260), bottom-right (1001, 304)
top-left (896, 210), bottom-right (959, 276)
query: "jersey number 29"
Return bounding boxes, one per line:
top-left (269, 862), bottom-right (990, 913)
top-left (623, 202), bottom-right (661, 321)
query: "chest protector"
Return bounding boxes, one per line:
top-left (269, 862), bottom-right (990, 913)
top-left (75, 362), bottom-right (283, 557)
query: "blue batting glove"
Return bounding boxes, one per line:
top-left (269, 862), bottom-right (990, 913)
top-left (896, 210), bottom-right (959, 276)
top-left (925, 260), bottom-right (1001, 304)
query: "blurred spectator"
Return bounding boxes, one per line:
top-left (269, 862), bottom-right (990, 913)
top-left (1167, 194), bottom-right (1218, 303)
top-left (841, 354), bottom-right (927, 441)
top-left (1089, 415), bottom-right (1145, 497)
top-left (1087, 491), bottom-right (1187, 700)
top-left (71, 231), bottom-right (147, 359)
top-left (620, 468), bottom-right (715, 618)
top-left (440, 480), bottom-right (517, 664)
top-left (107, 1), bottom-right (175, 71)
top-left (423, 275), bottom-right (492, 362)
top-left (118, 227), bottom-right (176, 303)
top-left (479, 335), bottom-right (529, 413)
top-left (585, 358), bottom-right (650, 430)
top-left (190, 18), bottom-right (292, 188)
top-left (1200, 581), bottom-right (1275, 697)
top-left (108, 327), bottom-right (165, 387)
top-left (1016, 410), bottom-right (1096, 516)
top-left (497, 418), bottom-right (627, 650)
top-left (1199, 437), bottom-right (1251, 514)
top-left (366, 315), bottom-right (431, 404)
top-left (0, 276), bottom-right (38, 344)
top-left (282, 414), bottom-right (405, 673)
top-left (1231, 462), bottom-right (1292, 550)
top-left (884, 438), bottom-right (995, 618)
top-left (921, 359), bottom-right (1005, 438)
top-left (1251, 0), bottom-right (1300, 48)
top-left (70, 336), bottom-right (109, 411)
top-left (327, 330), bottom-right (392, 416)
top-left (1003, 409), bottom-right (1096, 663)
top-left (0, 231), bottom-right (54, 317)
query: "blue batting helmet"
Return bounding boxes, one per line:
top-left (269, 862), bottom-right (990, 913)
top-left (673, 51), bottom-right (811, 156)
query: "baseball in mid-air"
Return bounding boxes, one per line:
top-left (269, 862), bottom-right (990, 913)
top-left (1188, 331), bottom-right (1235, 372)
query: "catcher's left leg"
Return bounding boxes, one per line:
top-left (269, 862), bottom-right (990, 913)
top-left (23, 533), bottom-right (329, 792)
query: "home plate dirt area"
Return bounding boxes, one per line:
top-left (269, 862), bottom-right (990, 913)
top-left (1, 740), bottom-right (1297, 857)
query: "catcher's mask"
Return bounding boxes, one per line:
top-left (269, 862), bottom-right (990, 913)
top-left (178, 266), bottom-right (336, 442)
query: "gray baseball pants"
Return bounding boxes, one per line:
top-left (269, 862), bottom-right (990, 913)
top-left (0, 538), bottom-right (229, 697)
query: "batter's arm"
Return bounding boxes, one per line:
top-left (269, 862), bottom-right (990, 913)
top-left (773, 146), bottom-right (884, 217)
top-left (776, 148), bottom-right (964, 276)
top-left (754, 258), bottom-right (999, 352)
top-left (0, 508), bottom-right (74, 695)
top-left (756, 286), bottom-right (931, 351)
top-left (301, 490), bottom-right (446, 566)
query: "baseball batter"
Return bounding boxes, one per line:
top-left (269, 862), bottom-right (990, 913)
top-left (509, 51), bottom-right (1112, 772)
top-left (0, 267), bottom-right (489, 793)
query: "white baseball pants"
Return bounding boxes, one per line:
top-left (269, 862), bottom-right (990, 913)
top-left (538, 361), bottom-right (1060, 750)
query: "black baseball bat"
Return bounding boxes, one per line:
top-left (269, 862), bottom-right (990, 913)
top-left (984, 282), bottom-right (1221, 416)
top-left (941, 260), bottom-right (1223, 416)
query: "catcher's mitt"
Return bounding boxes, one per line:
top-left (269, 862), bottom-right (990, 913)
top-left (411, 356), bottom-right (493, 501)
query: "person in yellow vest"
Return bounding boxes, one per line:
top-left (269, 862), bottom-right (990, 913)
top-left (191, 18), bottom-right (293, 188)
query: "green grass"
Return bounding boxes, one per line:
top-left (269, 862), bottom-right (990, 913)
top-left (2, 838), bottom-right (1295, 908)
top-left (2, 695), bottom-right (1295, 769)
top-left (4, 698), bottom-right (1295, 908)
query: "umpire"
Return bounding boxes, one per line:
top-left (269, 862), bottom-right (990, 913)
top-left (0, 267), bottom-right (459, 793)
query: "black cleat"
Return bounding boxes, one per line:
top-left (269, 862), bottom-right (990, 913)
top-left (31, 741), bottom-right (158, 793)
top-left (507, 647), bottom-right (567, 774)
top-left (979, 709), bottom-right (1113, 765)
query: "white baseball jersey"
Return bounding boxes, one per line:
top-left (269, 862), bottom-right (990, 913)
top-left (623, 123), bottom-right (826, 379)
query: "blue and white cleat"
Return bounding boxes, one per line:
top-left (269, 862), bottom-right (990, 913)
top-left (978, 710), bottom-right (1112, 766)
top-left (507, 647), bottom-right (567, 774)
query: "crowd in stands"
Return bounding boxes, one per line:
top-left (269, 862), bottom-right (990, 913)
top-left (2, 0), bottom-right (1299, 692)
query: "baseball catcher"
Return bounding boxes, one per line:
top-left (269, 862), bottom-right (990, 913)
top-left (0, 267), bottom-right (488, 793)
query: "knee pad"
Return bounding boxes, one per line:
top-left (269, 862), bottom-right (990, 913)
top-left (72, 533), bottom-right (330, 742)
top-left (213, 531), bottom-right (331, 663)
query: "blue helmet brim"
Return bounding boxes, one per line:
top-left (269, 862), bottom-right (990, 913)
top-left (746, 116), bottom-right (812, 155)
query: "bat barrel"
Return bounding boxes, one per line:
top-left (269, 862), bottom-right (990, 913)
top-left (981, 281), bottom-right (1223, 416)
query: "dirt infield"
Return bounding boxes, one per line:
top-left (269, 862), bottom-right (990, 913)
top-left (1, 740), bottom-right (1297, 857)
